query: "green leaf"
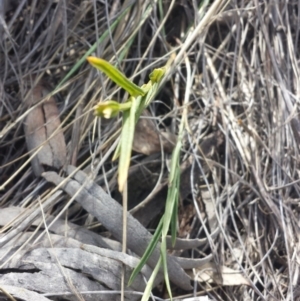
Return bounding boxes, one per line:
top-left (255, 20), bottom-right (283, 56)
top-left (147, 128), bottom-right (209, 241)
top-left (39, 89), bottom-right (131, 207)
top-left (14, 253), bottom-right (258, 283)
top-left (87, 57), bottom-right (145, 97)
top-left (169, 141), bottom-right (181, 183)
top-left (112, 140), bottom-right (121, 162)
top-left (161, 239), bottom-right (172, 299)
top-left (141, 257), bottom-right (162, 301)
top-left (128, 219), bottom-right (163, 286)
top-left (117, 96), bottom-right (141, 191)
top-left (171, 173), bottom-right (180, 246)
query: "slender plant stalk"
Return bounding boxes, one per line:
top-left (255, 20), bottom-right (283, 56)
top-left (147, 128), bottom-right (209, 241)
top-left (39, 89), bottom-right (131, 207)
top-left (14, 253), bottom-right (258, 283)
top-left (87, 56), bottom-right (178, 300)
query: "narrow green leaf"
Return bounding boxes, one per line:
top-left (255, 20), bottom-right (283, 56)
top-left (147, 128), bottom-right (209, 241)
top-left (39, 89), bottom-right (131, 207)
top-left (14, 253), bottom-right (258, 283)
top-left (128, 219), bottom-right (163, 286)
top-left (87, 57), bottom-right (145, 97)
top-left (171, 185), bottom-right (179, 246)
top-left (161, 239), bottom-right (172, 299)
top-left (162, 185), bottom-right (177, 238)
top-left (118, 96), bottom-right (141, 191)
top-left (117, 112), bottom-right (131, 191)
top-left (112, 140), bottom-right (121, 161)
top-left (141, 257), bottom-right (162, 301)
top-left (169, 141), bottom-right (181, 183)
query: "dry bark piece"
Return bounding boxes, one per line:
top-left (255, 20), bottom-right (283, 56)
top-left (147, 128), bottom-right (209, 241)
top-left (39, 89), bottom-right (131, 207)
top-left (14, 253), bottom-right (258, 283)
top-left (133, 110), bottom-right (176, 155)
top-left (23, 82), bottom-right (66, 176)
top-left (0, 237), bottom-right (153, 301)
top-left (0, 230), bottom-right (157, 300)
top-left (0, 285), bottom-right (52, 301)
top-left (0, 206), bottom-right (122, 251)
top-left (29, 248), bottom-right (143, 291)
top-left (0, 260), bottom-right (110, 301)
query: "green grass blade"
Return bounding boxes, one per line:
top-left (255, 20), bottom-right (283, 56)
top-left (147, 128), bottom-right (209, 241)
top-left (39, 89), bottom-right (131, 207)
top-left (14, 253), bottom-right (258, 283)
top-left (162, 186), bottom-right (177, 236)
top-left (128, 218), bottom-right (163, 286)
top-left (171, 173), bottom-right (180, 246)
top-left (157, 120), bottom-right (183, 299)
top-left (141, 257), bottom-right (162, 301)
top-left (112, 140), bottom-right (121, 161)
top-left (161, 239), bottom-right (172, 299)
top-left (87, 57), bottom-right (145, 97)
top-left (168, 141), bottom-right (181, 183)
top-left (117, 96), bottom-right (141, 191)
top-left (162, 147), bottom-right (181, 238)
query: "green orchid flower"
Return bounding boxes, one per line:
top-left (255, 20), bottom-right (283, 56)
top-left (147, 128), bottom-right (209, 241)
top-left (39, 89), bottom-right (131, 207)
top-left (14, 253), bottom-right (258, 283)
top-left (94, 100), bottom-right (132, 119)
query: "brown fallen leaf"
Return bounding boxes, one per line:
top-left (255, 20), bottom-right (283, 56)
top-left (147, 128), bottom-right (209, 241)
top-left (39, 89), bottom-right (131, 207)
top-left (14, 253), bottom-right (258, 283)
top-left (23, 82), bottom-right (67, 176)
top-left (133, 110), bottom-right (176, 155)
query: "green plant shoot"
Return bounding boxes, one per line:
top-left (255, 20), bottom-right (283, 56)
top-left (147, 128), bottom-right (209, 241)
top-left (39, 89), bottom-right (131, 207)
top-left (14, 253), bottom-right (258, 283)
top-left (87, 56), bottom-right (180, 300)
top-left (87, 56), bottom-right (165, 192)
